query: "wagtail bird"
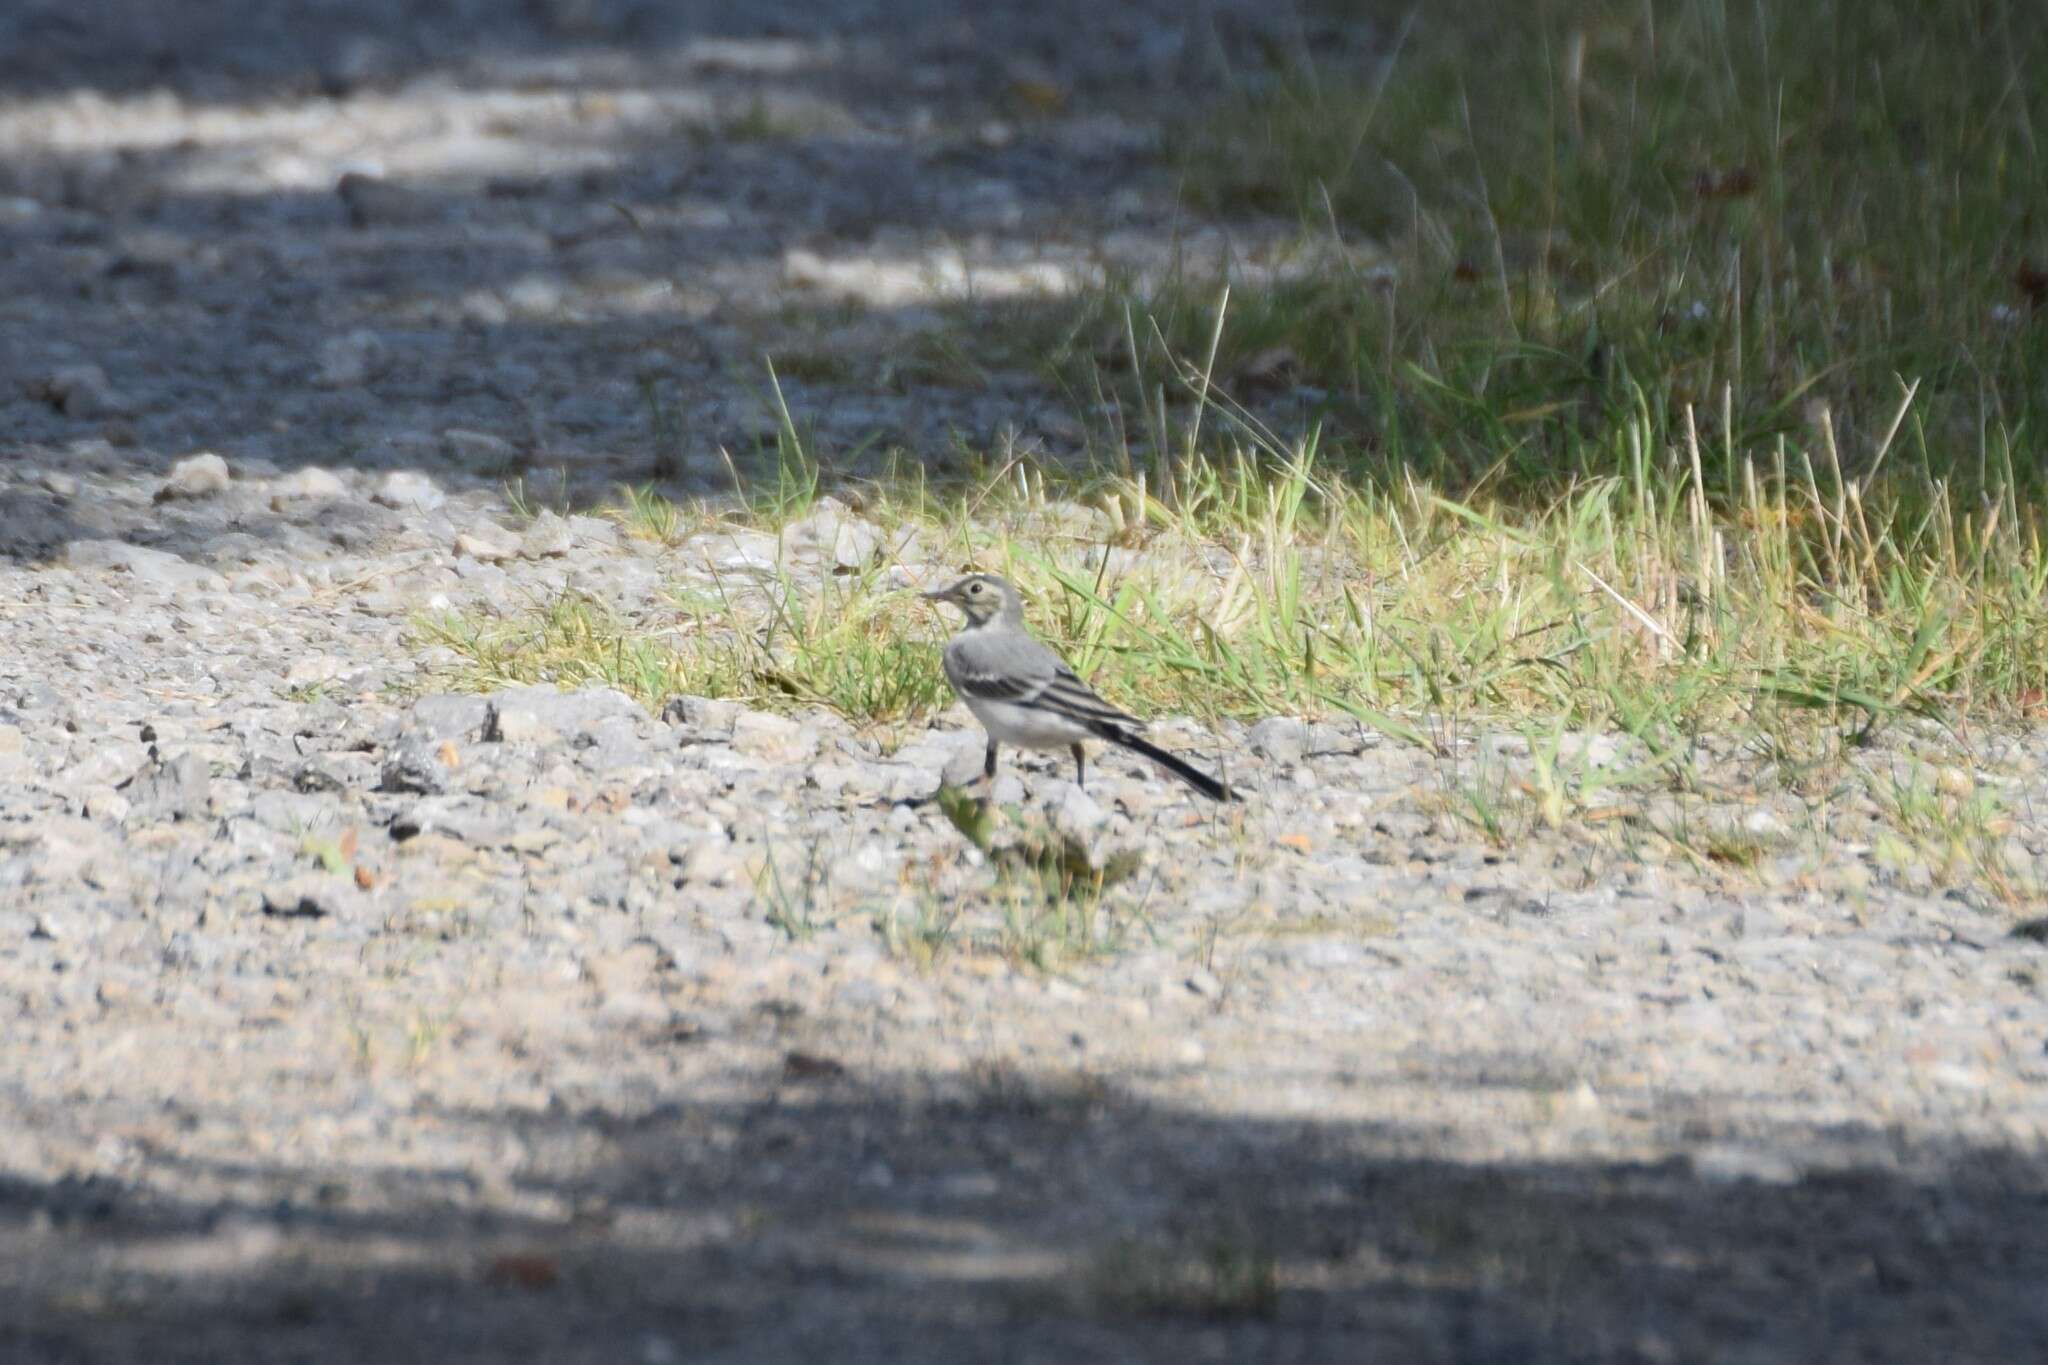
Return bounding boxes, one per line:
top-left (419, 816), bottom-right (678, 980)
top-left (922, 573), bottom-right (1237, 801)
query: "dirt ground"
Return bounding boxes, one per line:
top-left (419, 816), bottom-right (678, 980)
top-left (1, 3), bottom-right (2044, 1362)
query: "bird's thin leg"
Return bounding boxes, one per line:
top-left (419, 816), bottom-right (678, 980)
top-left (984, 739), bottom-right (999, 781)
top-left (1070, 743), bottom-right (1087, 789)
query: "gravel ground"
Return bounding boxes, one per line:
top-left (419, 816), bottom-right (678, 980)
top-left (2, 3), bottom-right (2046, 1362)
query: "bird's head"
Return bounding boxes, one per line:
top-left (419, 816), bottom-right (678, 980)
top-left (921, 573), bottom-right (1022, 628)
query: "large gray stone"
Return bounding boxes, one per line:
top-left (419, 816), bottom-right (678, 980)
top-left (64, 540), bottom-right (225, 590)
top-left (117, 750), bottom-right (212, 823)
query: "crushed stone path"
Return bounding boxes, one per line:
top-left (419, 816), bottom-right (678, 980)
top-left (1, 3), bottom-right (2044, 1361)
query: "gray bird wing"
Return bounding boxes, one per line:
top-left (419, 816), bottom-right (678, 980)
top-left (944, 630), bottom-right (1139, 729)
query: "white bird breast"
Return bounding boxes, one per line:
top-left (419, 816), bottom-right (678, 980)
top-left (962, 695), bottom-right (1094, 749)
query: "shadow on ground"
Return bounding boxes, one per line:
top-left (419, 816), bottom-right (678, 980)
top-left (1, 0), bottom-right (1374, 562)
top-left (0, 0), bottom-right (1349, 105)
top-left (2, 1069), bottom-right (2043, 1364)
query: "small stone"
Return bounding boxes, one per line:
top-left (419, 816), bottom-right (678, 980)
top-left (381, 734), bottom-right (455, 795)
top-left (155, 452), bottom-right (232, 501)
top-left (731, 711), bottom-right (815, 762)
top-left (678, 840), bottom-right (746, 887)
top-left (519, 509), bottom-right (574, 558)
top-left (461, 292), bottom-right (511, 325)
top-left (454, 528), bottom-right (517, 562)
top-left (1185, 967), bottom-right (1222, 998)
top-left (372, 470), bottom-right (447, 511)
top-left (1556, 731), bottom-right (1628, 769)
top-left (271, 466), bottom-right (348, 502)
top-left (284, 655), bottom-right (347, 688)
top-left (506, 826), bottom-right (562, 854)
top-left (663, 696), bottom-right (740, 741)
top-left (597, 990), bottom-right (670, 1028)
top-left (694, 529), bottom-right (780, 574)
top-left (39, 470), bottom-right (80, 499)
top-left (1743, 807), bottom-right (1786, 836)
top-left (492, 707), bottom-right (560, 745)
top-left (1053, 784), bottom-right (1109, 840)
top-left (484, 686), bottom-right (642, 747)
top-left (294, 753), bottom-right (374, 792)
top-left (1928, 1063), bottom-right (1988, 1091)
top-left (407, 694), bottom-right (492, 741)
top-left (230, 567), bottom-right (291, 596)
top-left (941, 747), bottom-right (986, 790)
top-left (565, 514), bottom-right (619, 549)
top-left (1248, 716), bottom-right (1311, 765)
top-left (161, 931), bottom-right (224, 971)
top-left (495, 274), bottom-right (561, 317)
top-left (117, 750), bottom-right (211, 823)
top-left (1690, 1144), bottom-right (1801, 1186)
top-left (778, 497), bottom-right (882, 570)
top-left (84, 788), bottom-right (131, 823)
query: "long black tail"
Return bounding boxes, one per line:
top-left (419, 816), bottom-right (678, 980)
top-left (1100, 726), bottom-right (1239, 802)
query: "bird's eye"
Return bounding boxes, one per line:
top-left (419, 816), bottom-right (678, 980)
top-left (967, 582), bottom-right (983, 594)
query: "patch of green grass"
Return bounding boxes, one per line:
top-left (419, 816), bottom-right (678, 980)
top-left (887, 0), bottom-right (2048, 746)
top-left (501, 474), bottom-right (567, 525)
top-left (421, 391), bottom-right (2048, 764)
top-left (416, 590), bottom-right (712, 704)
top-left (1170, 0), bottom-right (2048, 492)
top-left (609, 482), bottom-right (688, 546)
top-left (1517, 723), bottom-right (1666, 828)
top-left (636, 375), bottom-right (687, 482)
top-left (935, 787), bottom-right (1143, 967)
top-left (416, 569), bottom-right (952, 724)
top-left (405, 1011), bottom-right (448, 1071)
top-left (1868, 758), bottom-right (2031, 901)
top-left (756, 834), bottom-right (842, 941)
top-left (728, 358), bottom-right (827, 522)
top-left (1441, 756), bottom-right (1533, 848)
top-left (1646, 798), bottom-right (1779, 873)
top-left (873, 893), bottom-right (964, 972)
